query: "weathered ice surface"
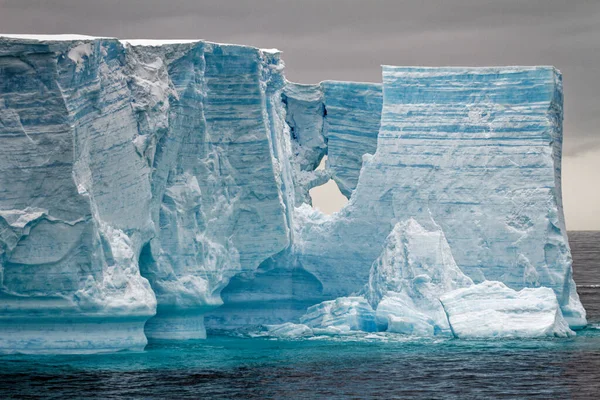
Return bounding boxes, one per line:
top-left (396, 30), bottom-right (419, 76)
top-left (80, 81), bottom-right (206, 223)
top-left (367, 219), bottom-right (473, 336)
top-left (321, 81), bottom-right (382, 198)
top-left (440, 281), bottom-right (574, 338)
top-left (205, 80), bottom-right (383, 329)
top-left (133, 41), bottom-right (290, 340)
top-left (0, 35), bottom-right (289, 352)
top-left (0, 34), bottom-right (586, 352)
top-left (265, 322), bottom-right (313, 338)
top-left (0, 36), bottom-right (157, 353)
top-left (281, 81), bottom-right (382, 204)
top-left (299, 296), bottom-right (377, 333)
top-left (281, 83), bottom-right (328, 205)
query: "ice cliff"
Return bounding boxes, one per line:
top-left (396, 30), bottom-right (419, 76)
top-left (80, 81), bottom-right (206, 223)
top-left (0, 35), bottom-right (585, 353)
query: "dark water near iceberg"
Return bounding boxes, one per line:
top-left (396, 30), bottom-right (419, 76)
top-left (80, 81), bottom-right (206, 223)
top-left (1, 232), bottom-right (599, 399)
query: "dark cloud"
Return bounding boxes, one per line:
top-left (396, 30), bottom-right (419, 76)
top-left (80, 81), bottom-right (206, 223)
top-left (1, 0), bottom-right (599, 156)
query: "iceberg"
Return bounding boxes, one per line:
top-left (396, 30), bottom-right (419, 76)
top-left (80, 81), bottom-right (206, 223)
top-left (0, 34), bottom-right (586, 352)
top-left (0, 36), bottom-right (158, 353)
top-left (135, 41), bottom-right (291, 340)
top-left (440, 281), bottom-right (574, 338)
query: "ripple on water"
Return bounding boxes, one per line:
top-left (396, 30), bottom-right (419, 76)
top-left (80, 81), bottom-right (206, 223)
top-left (1, 329), bottom-right (600, 399)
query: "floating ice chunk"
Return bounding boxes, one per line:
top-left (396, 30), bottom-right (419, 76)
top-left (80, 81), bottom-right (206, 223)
top-left (440, 281), bottom-right (575, 338)
top-left (367, 219), bottom-right (473, 336)
top-left (387, 315), bottom-right (436, 336)
top-left (377, 296), bottom-right (436, 336)
top-left (312, 325), bottom-right (353, 336)
top-left (300, 296), bottom-right (377, 332)
top-left (265, 323), bottom-right (313, 338)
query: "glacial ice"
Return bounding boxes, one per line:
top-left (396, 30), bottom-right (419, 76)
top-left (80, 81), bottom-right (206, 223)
top-left (367, 218), bottom-right (473, 336)
top-left (282, 81), bottom-right (381, 204)
top-left (134, 41), bottom-right (291, 340)
top-left (265, 322), bottom-right (313, 338)
top-left (440, 281), bottom-right (574, 338)
top-left (299, 297), bottom-right (377, 333)
top-left (0, 35), bottom-right (586, 353)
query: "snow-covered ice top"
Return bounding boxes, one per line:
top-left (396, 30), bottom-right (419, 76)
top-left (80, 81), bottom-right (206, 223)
top-left (0, 34), bottom-right (109, 40)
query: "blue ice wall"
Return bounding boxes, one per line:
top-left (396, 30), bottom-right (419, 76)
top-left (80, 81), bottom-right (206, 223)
top-left (280, 81), bottom-right (382, 204)
top-left (137, 42), bottom-right (291, 339)
top-left (0, 37), bottom-right (157, 353)
top-left (0, 37), bottom-right (291, 351)
top-left (205, 80), bottom-right (383, 328)
top-left (322, 81), bottom-right (382, 197)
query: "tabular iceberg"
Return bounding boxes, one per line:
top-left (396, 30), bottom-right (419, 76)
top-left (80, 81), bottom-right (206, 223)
top-left (0, 34), bottom-right (586, 353)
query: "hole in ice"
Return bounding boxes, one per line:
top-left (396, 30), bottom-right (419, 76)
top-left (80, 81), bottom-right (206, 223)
top-left (309, 156), bottom-right (348, 215)
top-left (315, 154), bottom-right (327, 171)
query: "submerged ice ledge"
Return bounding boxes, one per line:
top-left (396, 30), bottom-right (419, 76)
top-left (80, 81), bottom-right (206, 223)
top-left (0, 35), bottom-right (586, 353)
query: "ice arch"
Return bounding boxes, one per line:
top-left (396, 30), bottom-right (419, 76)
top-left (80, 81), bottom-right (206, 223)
top-left (309, 156), bottom-right (349, 215)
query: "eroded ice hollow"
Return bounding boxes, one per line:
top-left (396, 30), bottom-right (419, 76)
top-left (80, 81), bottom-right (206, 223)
top-left (0, 35), bottom-right (585, 353)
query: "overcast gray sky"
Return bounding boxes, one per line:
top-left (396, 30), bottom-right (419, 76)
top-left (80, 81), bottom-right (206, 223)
top-left (1, 0), bottom-right (598, 229)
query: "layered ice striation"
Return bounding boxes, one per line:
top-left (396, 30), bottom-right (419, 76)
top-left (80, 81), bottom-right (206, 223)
top-left (300, 296), bottom-right (377, 334)
top-left (135, 42), bottom-right (290, 340)
top-left (376, 66), bottom-right (585, 329)
top-left (281, 81), bottom-right (381, 205)
top-left (0, 36), bottom-right (157, 353)
top-left (0, 35), bottom-right (289, 352)
top-left (280, 66), bottom-right (585, 333)
top-left (0, 35), bottom-right (586, 352)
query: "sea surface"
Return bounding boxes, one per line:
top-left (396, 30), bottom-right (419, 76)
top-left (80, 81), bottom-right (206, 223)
top-left (1, 231), bottom-right (599, 399)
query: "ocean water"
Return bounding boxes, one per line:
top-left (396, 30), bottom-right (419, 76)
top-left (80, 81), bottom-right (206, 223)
top-left (1, 232), bottom-right (599, 399)
top-left (570, 231), bottom-right (600, 322)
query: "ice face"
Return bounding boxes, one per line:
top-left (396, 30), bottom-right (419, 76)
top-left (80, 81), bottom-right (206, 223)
top-left (0, 35), bottom-right (586, 352)
top-left (0, 37), bottom-right (157, 353)
top-left (135, 42), bottom-right (291, 340)
top-left (377, 66), bottom-right (585, 329)
top-left (0, 37), bottom-right (290, 352)
top-left (281, 81), bottom-right (382, 205)
top-left (321, 81), bottom-right (382, 198)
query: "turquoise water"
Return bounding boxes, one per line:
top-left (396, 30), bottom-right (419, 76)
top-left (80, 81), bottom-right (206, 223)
top-left (2, 329), bottom-right (600, 399)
